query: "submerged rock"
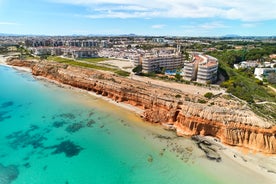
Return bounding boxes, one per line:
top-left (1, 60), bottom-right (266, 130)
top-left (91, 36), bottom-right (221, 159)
top-left (192, 136), bottom-right (221, 162)
top-left (52, 121), bottom-right (67, 128)
top-left (0, 164), bottom-right (19, 184)
top-left (6, 125), bottom-right (47, 149)
top-left (147, 155), bottom-right (153, 163)
top-left (86, 119), bottom-right (96, 127)
top-left (51, 140), bottom-right (83, 157)
top-left (65, 123), bottom-right (84, 133)
top-left (0, 111), bottom-right (11, 122)
top-left (1, 101), bottom-right (14, 108)
top-left (59, 113), bottom-right (76, 120)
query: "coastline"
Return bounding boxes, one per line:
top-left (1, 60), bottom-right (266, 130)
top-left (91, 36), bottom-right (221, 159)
top-left (36, 75), bottom-right (145, 116)
top-left (0, 55), bottom-right (32, 72)
top-left (1, 57), bottom-right (276, 183)
top-left (0, 55), bottom-right (143, 116)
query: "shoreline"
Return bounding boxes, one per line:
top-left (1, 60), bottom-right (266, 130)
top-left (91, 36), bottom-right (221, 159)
top-left (1, 57), bottom-right (276, 183)
top-left (31, 68), bottom-right (276, 184)
top-left (198, 136), bottom-right (276, 183)
top-left (0, 55), bottom-right (32, 72)
top-left (35, 75), bottom-right (145, 116)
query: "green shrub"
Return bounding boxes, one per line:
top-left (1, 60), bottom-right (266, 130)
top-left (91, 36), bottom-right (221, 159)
top-left (175, 94), bottom-right (181, 98)
top-left (198, 99), bottom-right (207, 103)
top-left (132, 65), bottom-right (142, 74)
top-left (115, 70), bottom-right (130, 77)
top-left (204, 92), bottom-right (214, 99)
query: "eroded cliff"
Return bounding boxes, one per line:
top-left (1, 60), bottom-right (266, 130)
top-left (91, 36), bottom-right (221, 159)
top-left (7, 59), bottom-right (276, 153)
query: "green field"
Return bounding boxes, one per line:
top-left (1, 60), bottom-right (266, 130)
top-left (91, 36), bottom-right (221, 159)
top-left (77, 57), bottom-right (110, 63)
top-left (47, 56), bottom-right (130, 77)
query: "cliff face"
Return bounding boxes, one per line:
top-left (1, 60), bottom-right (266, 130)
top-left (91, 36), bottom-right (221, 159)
top-left (7, 59), bottom-right (276, 154)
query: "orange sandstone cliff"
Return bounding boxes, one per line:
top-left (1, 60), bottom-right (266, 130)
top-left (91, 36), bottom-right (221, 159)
top-left (7, 59), bottom-right (276, 154)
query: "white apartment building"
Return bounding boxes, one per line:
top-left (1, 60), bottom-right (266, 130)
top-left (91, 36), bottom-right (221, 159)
top-left (137, 53), bottom-right (183, 73)
top-left (134, 47), bottom-right (184, 73)
top-left (254, 68), bottom-right (276, 81)
top-left (183, 54), bottom-right (218, 83)
top-left (63, 47), bottom-right (98, 59)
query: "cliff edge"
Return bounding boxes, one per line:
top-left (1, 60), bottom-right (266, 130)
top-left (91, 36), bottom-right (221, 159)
top-left (7, 59), bottom-right (276, 154)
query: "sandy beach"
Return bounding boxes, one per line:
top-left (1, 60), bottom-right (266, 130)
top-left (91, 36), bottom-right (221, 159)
top-left (0, 55), bottom-right (32, 72)
top-left (1, 56), bottom-right (276, 183)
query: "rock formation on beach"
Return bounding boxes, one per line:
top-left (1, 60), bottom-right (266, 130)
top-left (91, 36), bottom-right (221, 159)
top-left (6, 59), bottom-right (276, 154)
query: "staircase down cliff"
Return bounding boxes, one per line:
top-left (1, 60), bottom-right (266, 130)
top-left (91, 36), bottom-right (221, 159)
top-left (7, 59), bottom-right (276, 154)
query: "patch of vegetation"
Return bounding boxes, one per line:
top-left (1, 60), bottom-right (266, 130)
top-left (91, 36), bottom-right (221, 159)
top-left (115, 70), bottom-right (130, 77)
top-left (204, 92), bottom-right (214, 99)
top-left (208, 50), bottom-right (276, 121)
top-left (47, 56), bottom-right (130, 77)
top-left (175, 94), bottom-right (182, 98)
top-left (132, 64), bottom-right (142, 74)
top-left (77, 57), bottom-right (110, 63)
top-left (47, 56), bottom-right (74, 63)
top-left (140, 72), bottom-right (157, 77)
top-left (175, 73), bottom-right (182, 81)
top-left (210, 102), bottom-right (215, 106)
top-left (250, 103), bottom-right (276, 123)
top-left (209, 51), bottom-right (276, 103)
top-left (198, 99), bottom-right (207, 104)
top-left (0, 46), bottom-right (8, 54)
top-left (25, 55), bottom-right (39, 60)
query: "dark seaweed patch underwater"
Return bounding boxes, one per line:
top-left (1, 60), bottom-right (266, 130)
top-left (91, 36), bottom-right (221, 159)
top-left (50, 140), bottom-right (83, 158)
top-left (1, 101), bottom-right (14, 109)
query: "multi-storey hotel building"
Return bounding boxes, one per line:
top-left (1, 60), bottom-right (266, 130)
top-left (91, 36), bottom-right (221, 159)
top-left (140, 54), bottom-right (183, 73)
top-left (183, 54), bottom-right (218, 83)
top-left (135, 48), bottom-right (184, 73)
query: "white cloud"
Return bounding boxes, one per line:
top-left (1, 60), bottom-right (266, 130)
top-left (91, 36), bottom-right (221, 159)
top-left (0, 22), bottom-right (19, 25)
top-left (151, 24), bottom-right (166, 29)
top-left (50, 0), bottom-right (276, 21)
top-left (181, 22), bottom-right (228, 30)
top-left (242, 23), bottom-right (259, 28)
top-left (200, 22), bottom-right (229, 29)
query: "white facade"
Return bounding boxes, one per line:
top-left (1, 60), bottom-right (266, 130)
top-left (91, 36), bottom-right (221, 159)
top-left (139, 54), bottom-right (183, 73)
top-left (254, 68), bottom-right (276, 81)
top-left (183, 54), bottom-right (218, 83)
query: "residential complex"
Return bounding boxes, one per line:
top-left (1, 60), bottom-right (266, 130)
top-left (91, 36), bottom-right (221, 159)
top-left (0, 35), bottom-right (225, 83)
top-left (135, 48), bottom-right (183, 73)
top-left (140, 54), bottom-right (183, 73)
top-left (183, 54), bottom-right (218, 83)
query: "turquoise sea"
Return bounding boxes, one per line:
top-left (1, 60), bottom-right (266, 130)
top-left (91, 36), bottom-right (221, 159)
top-left (0, 65), bottom-right (237, 184)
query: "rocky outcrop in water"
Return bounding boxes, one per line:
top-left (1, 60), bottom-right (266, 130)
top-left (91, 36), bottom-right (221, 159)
top-left (6, 59), bottom-right (276, 154)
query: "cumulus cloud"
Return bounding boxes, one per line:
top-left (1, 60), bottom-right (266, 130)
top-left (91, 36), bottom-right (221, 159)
top-left (50, 0), bottom-right (276, 21)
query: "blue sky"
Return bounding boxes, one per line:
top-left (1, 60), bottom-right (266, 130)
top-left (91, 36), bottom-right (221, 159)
top-left (0, 0), bottom-right (276, 36)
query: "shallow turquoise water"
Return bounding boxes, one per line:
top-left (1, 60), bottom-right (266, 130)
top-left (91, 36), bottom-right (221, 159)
top-left (0, 65), bottom-right (222, 184)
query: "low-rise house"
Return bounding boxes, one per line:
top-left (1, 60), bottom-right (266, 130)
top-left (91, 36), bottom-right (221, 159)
top-left (30, 47), bottom-right (52, 56)
top-left (254, 68), bottom-right (276, 81)
top-left (234, 61), bottom-right (259, 69)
